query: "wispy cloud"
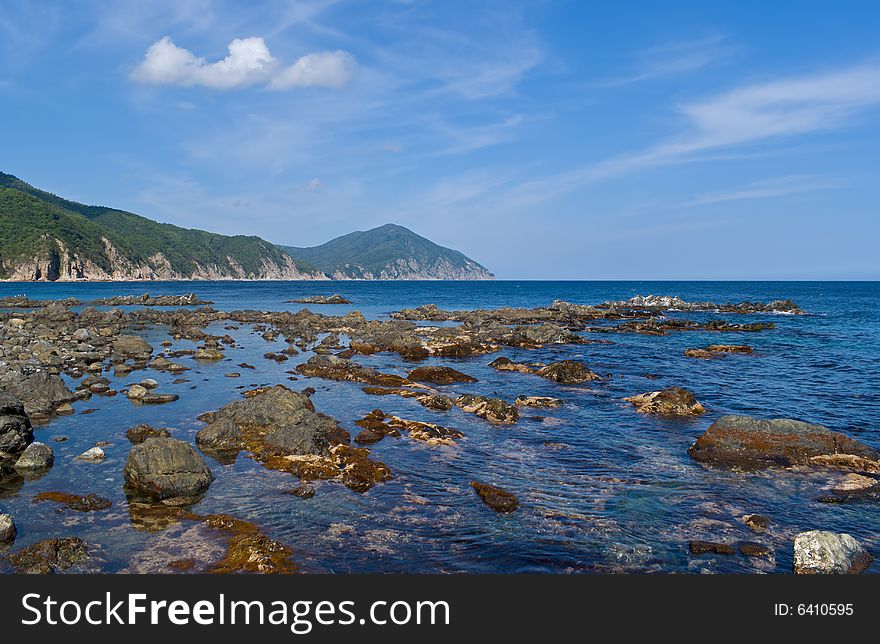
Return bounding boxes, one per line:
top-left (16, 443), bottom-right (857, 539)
top-left (605, 33), bottom-right (739, 85)
top-left (498, 62), bottom-right (880, 208)
top-left (130, 35), bottom-right (355, 90)
top-left (683, 174), bottom-right (849, 207)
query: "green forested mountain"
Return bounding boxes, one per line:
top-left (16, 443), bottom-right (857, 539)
top-left (0, 173), bottom-right (320, 280)
top-left (279, 223), bottom-right (494, 280)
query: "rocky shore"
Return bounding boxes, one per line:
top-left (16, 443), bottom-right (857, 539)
top-left (1, 292), bottom-right (875, 574)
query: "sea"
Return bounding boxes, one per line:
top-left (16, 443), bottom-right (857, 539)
top-left (1, 280), bottom-right (879, 573)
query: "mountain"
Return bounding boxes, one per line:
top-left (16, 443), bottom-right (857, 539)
top-left (0, 172), bottom-right (323, 281)
top-left (279, 224), bottom-right (494, 280)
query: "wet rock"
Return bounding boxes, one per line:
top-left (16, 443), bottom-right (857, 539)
top-left (743, 514), bottom-right (770, 531)
top-left (624, 387), bottom-right (705, 416)
top-left (471, 481), bottom-right (519, 513)
top-left (356, 410), bottom-right (463, 445)
top-left (0, 392), bottom-right (33, 454)
top-left (140, 393), bottom-right (179, 404)
top-left (0, 370), bottom-right (80, 419)
top-left (113, 334), bottom-right (153, 357)
top-left (10, 537), bottom-right (89, 573)
top-left (601, 294), bottom-right (804, 315)
top-left (456, 394), bottom-right (519, 424)
top-left (15, 442), bottom-right (54, 470)
top-left (688, 540), bottom-right (735, 555)
top-left (489, 357), bottom-right (535, 373)
top-left (296, 355), bottom-right (410, 387)
top-left (536, 360), bottom-right (601, 384)
top-left (418, 394), bottom-right (454, 411)
top-left (288, 294), bottom-right (351, 305)
top-left (196, 418), bottom-right (244, 451)
top-left (793, 531), bottom-right (872, 574)
top-left (817, 473), bottom-right (880, 503)
top-left (288, 483), bottom-right (316, 499)
top-left (76, 447), bottom-right (105, 462)
top-left (514, 395), bottom-right (563, 408)
top-left (808, 453), bottom-right (880, 474)
top-left (331, 444), bottom-right (392, 493)
top-left (0, 514), bottom-right (15, 544)
top-left (738, 541), bottom-right (772, 557)
top-left (685, 345), bottom-right (753, 359)
top-left (34, 491), bottom-right (112, 512)
top-left (688, 415), bottom-right (876, 468)
top-left (93, 293), bottom-right (210, 307)
top-left (407, 365), bottom-right (477, 385)
top-left (126, 424), bottom-right (171, 445)
top-left (123, 437), bottom-right (213, 502)
top-left (140, 378), bottom-right (159, 389)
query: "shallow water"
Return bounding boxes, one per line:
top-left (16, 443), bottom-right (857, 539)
top-left (1, 280), bottom-right (879, 573)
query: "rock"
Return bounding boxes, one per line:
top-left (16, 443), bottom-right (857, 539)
top-left (194, 348), bottom-right (224, 361)
top-left (688, 540), bottom-right (735, 555)
top-left (331, 444), bottom-right (392, 493)
top-left (289, 294), bottom-right (352, 305)
top-left (14, 442), bottom-right (54, 470)
top-left (623, 387), bottom-right (706, 415)
top-left (140, 378), bottom-right (159, 389)
top-left (407, 365), bottom-right (477, 385)
top-left (289, 483), bottom-right (316, 499)
top-left (743, 514), bottom-right (770, 531)
top-left (515, 396), bottom-right (563, 408)
top-left (793, 531), bottom-right (872, 574)
top-left (72, 328), bottom-right (91, 342)
top-left (0, 514), bottom-right (15, 544)
top-left (123, 437), bottom-right (213, 502)
top-left (56, 402), bottom-right (74, 415)
top-left (738, 541), bottom-right (772, 557)
top-left (9, 537), bottom-right (89, 573)
top-left (76, 447), bottom-right (105, 462)
top-left (685, 345), bottom-right (753, 359)
top-left (140, 393), bottom-right (179, 404)
top-left (0, 370), bottom-right (79, 419)
top-left (418, 394), bottom-right (454, 411)
top-left (0, 392), bottom-right (33, 453)
top-left (196, 418), bottom-right (244, 451)
top-left (536, 360), bottom-right (601, 384)
top-left (127, 384), bottom-right (149, 400)
top-left (456, 394), bottom-right (519, 424)
top-left (126, 424), bottom-right (171, 445)
top-left (489, 357), bottom-right (535, 374)
top-left (817, 473), bottom-right (880, 503)
top-left (688, 415), bottom-right (876, 468)
top-left (34, 491), bottom-right (112, 512)
top-left (113, 334), bottom-right (153, 357)
top-left (471, 481), bottom-right (519, 513)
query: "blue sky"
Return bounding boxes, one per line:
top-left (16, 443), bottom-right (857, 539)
top-left (1, 0), bottom-right (879, 279)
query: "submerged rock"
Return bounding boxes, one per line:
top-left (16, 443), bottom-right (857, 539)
top-left (536, 360), bottom-right (601, 384)
top-left (14, 442), bottom-right (54, 470)
top-left (0, 392), bottom-right (33, 454)
top-left (689, 540), bottom-right (735, 555)
top-left (489, 357), bottom-right (535, 374)
top-left (515, 395), bottom-right (563, 408)
top-left (10, 537), bottom-right (89, 573)
top-left (471, 481), bottom-right (519, 513)
top-left (34, 491), bottom-right (112, 512)
top-left (123, 437), bottom-right (213, 502)
top-left (407, 365), bottom-right (477, 385)
top-left (76, 447), bottom-right (105, 462)
top-left (688, 415), bottom-right (876, 468)
top-left (288, 294), bottom-right (352, 305)
top-left (793, 531), bottom-right (872, 574)
top-left (685, 345), bottom-right (753, 359)
top-left (624, 387), bottom-right (705, 416)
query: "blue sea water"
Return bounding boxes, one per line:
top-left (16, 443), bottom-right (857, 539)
top-left (1, 280), bottom-right (879, 573)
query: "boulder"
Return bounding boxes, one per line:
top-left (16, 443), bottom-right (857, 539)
top-left (0, 514), bottom-right (15, 544)
top-left (113, 335), bottom-right (153, 357)
top-left (793, 531), bottom-right (872, 574)
top-left (624, 387), bottom-right (705, 415)
top-left (456, 394), bottom-right (519, 424)
top-left (407, 366), bottom-right (477, 385)
top-left (0, 392), bottom-right (33, 454)
top-left (0, 370), bottom-right (78, 419)
top-left (126, 424), bottom-right (171, 445)
top-left (127, 384), bottom-right (149, 400)
top-left (10, 537), bottom-right (89, 573)
top-left (515, 395), bottom-right (563, 408)
top-left (76, 447), bottom-right (105, 462)
top-left (196, 418), bottom-right (244, 451)
top-left (688, 415), bottom-right (876, 468)
top-left (14, 442), bottom-right (54, 470)
top-left (471, 481), bottom-right (519, 513)
top-left (263, 413), bottom-right (348, 456)
top-left (536, 360), bottom-right (601, 384)
top-left (123, 438), bottom-right (213, 501)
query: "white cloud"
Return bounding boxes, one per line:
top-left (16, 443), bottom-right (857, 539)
top-left (270, 50), bottom-right (356, 89)
top-left (131, 36), bottom-right (355, 91)
top-left (683, 174), bottom-right (849, 207)
top-left (306, 177), bottom-right (321, 191)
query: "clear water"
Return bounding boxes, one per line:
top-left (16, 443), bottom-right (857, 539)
top-left (1, 281), bottom-right (878, 573)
